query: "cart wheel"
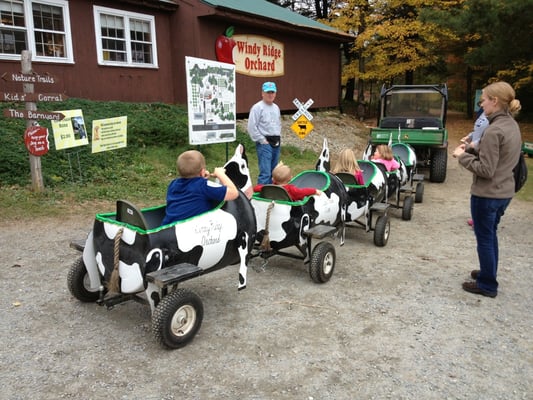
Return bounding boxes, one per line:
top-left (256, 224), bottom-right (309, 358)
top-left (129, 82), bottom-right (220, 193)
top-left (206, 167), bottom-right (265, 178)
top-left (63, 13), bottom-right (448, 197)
top-left (373, 215), bottom-right (390, 247)
top-left (152, 288), bottom-right (204, 349)
top-left (415, 182), bottom-right (424, 203)
top-left (309, 242), bottom-right (336, 283)
top-left (67, 256), bottom-right (102, 302)
top-left (402, 196), bottom-right (414, 221)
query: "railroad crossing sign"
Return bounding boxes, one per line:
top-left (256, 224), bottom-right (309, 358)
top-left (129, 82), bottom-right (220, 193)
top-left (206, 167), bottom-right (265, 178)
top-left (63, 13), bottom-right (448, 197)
top-left (292, 98), bottom-right (314, 121)
top-left (290, 114), bottom-right (314, 139)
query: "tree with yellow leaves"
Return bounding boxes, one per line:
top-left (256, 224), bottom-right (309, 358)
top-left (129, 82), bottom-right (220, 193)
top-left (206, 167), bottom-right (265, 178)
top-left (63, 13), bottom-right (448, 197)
top-left (324, 0), bottom-right (464, 102)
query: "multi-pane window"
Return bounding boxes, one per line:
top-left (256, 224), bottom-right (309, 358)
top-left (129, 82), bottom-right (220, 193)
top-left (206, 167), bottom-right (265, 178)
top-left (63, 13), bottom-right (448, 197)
top-left (94, 6), bottom-right (158, 68)
top-left (33, 2), bottom-right (66, 57)
top-left (0, 0), bottom-right (72, 62)
top-left (0, 1), bottom-right (26, 55)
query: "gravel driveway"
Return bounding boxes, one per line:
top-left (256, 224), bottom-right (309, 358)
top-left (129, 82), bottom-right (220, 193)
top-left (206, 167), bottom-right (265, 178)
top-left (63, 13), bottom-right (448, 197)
top-left (1, 114), bottom-right (532, 400)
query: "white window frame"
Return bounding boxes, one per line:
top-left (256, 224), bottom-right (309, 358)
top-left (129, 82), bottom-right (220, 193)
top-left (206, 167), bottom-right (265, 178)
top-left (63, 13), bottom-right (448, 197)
top-left (0, 0), bottom-right (73, 63)
top-left (93, 6), bottom-right (158, 69)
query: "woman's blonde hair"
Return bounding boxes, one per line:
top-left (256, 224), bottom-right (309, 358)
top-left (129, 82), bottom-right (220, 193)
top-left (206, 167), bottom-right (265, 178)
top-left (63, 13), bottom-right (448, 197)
top-left (483, 81), bottom-right (521, 116)
top-left (332, 148), bottom-right (361, 174)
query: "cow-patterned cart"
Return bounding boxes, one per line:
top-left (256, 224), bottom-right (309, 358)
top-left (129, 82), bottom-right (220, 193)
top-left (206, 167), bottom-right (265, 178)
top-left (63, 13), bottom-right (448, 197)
top-left (335, 159), bottom-right (391, 247)
top-left (67, 145), bottom-right (256, 349)
top-left (315, 138), bottom-right (391, 246)
top-left (363, 143), bottom-right (418, 221)
top-left (249, 170), bottom-right (348, 283)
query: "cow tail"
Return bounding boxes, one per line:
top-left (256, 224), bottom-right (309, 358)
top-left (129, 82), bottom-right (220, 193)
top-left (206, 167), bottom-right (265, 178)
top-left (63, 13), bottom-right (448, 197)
top-left (108, 228), bottom-right (123, 293)
top-left (260, 202), bottom-right (275, 251)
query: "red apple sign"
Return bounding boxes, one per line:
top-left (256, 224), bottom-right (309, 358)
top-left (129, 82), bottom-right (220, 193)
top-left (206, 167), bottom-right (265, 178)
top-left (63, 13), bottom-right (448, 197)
top-left (215, 26), bottom-right (236, 64)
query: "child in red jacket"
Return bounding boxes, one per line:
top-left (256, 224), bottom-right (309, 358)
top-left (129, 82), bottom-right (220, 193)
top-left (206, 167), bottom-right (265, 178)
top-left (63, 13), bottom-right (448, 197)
top-left (253, 163), bottom-right (321, 201)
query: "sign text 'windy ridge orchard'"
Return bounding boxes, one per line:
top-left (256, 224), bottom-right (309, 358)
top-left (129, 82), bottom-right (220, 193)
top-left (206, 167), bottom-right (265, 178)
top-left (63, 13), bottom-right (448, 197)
top-left (233, 35), bottom-right (284, 77)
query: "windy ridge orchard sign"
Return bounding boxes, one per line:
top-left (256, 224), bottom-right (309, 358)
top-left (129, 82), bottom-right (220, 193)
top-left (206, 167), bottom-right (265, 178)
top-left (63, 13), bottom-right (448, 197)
top-left (215, 29), bottom-right (284, 77)
top-left (233, 35), bottom-right (284, 77)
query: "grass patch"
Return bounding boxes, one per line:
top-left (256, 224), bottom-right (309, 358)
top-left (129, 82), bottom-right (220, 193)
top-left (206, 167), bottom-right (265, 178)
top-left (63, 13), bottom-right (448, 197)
top-left (1, 99), bottom-right (530, 220)
top-left (0, 99), bottom-right (320, 219)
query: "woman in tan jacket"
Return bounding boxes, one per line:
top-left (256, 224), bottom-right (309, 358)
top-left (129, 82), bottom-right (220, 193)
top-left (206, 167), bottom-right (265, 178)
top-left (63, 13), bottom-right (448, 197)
top-left (453, 81), bottom-right (522, 298)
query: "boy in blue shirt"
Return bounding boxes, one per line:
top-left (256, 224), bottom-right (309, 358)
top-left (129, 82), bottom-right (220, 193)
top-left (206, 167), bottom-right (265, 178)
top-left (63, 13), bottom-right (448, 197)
top-left (162, 150), bottom-right (239, 225)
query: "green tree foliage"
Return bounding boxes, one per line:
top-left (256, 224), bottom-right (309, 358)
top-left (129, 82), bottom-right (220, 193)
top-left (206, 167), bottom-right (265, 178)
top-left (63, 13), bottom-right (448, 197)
top-left (326, 0), bottom-right (464, 89)
top-left (439, 0), bottom-right (533, 114)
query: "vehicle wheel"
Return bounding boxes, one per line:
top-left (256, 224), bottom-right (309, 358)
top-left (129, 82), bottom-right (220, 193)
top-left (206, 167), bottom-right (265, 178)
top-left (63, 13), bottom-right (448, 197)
top-left (67, 256), bottom-right (102, 302)
top-left (415, 182), bottom-right (424, 203)
top-left (430, 148), bottom-right (447, 183)
top-left (309, 241), bottom-right (336, 283)
top-left (152, 288), bottom-right (204, 349)
top-left (402, 196), bottom-right (414, 221)
top-left (373, 215), bottom-right (390, 247)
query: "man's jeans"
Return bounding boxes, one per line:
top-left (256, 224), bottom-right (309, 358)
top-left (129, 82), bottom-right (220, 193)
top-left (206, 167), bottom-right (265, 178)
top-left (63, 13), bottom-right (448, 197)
top-left (256, 142), bottom-right (280, 184)
top-left (471, 195), bottom-right (512, 294)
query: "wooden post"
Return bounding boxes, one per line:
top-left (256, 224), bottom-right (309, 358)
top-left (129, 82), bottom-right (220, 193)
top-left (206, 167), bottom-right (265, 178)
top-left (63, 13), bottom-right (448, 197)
top-left (21, 50), bottom-right (45, 192)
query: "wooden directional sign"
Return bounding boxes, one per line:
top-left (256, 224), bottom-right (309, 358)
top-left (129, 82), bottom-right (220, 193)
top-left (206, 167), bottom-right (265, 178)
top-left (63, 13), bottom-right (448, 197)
top-left (1, 71), bottom-right (57, 84)
top-left (290, 115), bottom-right (314, 139)
top-left (292, 98), bottom-right (314, 121)
top-left (1, 92), bottom-right (67, 102)
top-left (3, 108), bottom-right (65, 121)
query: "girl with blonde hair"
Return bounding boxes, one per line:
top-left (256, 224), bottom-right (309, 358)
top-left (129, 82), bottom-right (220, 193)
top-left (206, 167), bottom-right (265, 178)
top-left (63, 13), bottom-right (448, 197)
top-left (371, 144), bottom-right (400, 171)
top-left (332, 148), bottom-right (364, 185)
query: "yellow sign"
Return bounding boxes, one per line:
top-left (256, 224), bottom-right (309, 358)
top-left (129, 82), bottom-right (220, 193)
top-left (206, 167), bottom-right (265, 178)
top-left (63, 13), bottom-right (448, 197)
top-left (51, 109), bottom-right (88, 150)
top-left (290, 115), bottom-right (314, 139)
top-left (91, 116), bottom-right (128, 153)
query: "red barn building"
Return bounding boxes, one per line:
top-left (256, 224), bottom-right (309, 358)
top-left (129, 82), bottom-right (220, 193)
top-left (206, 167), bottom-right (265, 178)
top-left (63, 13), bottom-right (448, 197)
top-left (0, 0), bottom-right (352, 114)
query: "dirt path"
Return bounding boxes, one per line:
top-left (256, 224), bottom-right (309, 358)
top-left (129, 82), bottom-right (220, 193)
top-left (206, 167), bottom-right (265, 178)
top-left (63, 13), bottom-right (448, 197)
top-left (1, 113), bottom-right (532, 400)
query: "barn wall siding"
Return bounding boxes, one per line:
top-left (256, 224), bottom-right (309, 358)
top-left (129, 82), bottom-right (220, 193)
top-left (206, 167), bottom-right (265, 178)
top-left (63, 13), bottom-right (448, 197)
top-left (0, 0), bottom-right (348, 114)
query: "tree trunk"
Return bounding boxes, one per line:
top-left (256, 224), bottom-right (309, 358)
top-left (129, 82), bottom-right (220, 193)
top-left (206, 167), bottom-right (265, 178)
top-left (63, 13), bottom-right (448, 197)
top-left (344, 78), bottom-right (355, 101)
top-left (466, 66), bottom-right (473, 119)
top-left (405, 70), bottom-right (414, 85)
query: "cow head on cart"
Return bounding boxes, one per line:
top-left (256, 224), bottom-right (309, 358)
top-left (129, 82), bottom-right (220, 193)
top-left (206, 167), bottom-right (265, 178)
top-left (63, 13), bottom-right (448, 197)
top-left (315, 138), bottom-right (386, 223)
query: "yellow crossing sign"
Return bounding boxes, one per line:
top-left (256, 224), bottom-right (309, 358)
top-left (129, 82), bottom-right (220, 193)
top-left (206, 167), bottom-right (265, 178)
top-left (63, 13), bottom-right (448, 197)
top-left (290, 115), bottom-right (314, 139)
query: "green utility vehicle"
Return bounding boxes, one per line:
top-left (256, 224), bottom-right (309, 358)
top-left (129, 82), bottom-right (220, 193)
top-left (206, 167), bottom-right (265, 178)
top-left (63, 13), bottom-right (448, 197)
top-left (368, 84), bottom-right (449, 182)
top-left (523, 141), bottom-right (533, 157)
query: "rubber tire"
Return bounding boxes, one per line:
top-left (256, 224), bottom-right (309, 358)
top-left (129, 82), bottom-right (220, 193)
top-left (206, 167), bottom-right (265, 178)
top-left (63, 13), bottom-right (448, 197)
top-left (373, 215), bottom-right (390, 247)
top-left (402, 196), bottom-right (414, 221)
top-left (430, 148), bottom-right (447, 183)
top-left (67, 256), bottom-right (102, 302)
top-left (415, 182), bottom-right (424, 203)
top-left (152, 288), bottom-right (204, 349)
top-left (309, 241), bottom-right (336, 283)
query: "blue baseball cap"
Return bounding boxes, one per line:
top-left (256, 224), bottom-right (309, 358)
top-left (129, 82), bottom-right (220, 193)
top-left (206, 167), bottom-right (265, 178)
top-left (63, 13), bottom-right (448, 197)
top-left (262, 82), bottom-right (277, 93)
